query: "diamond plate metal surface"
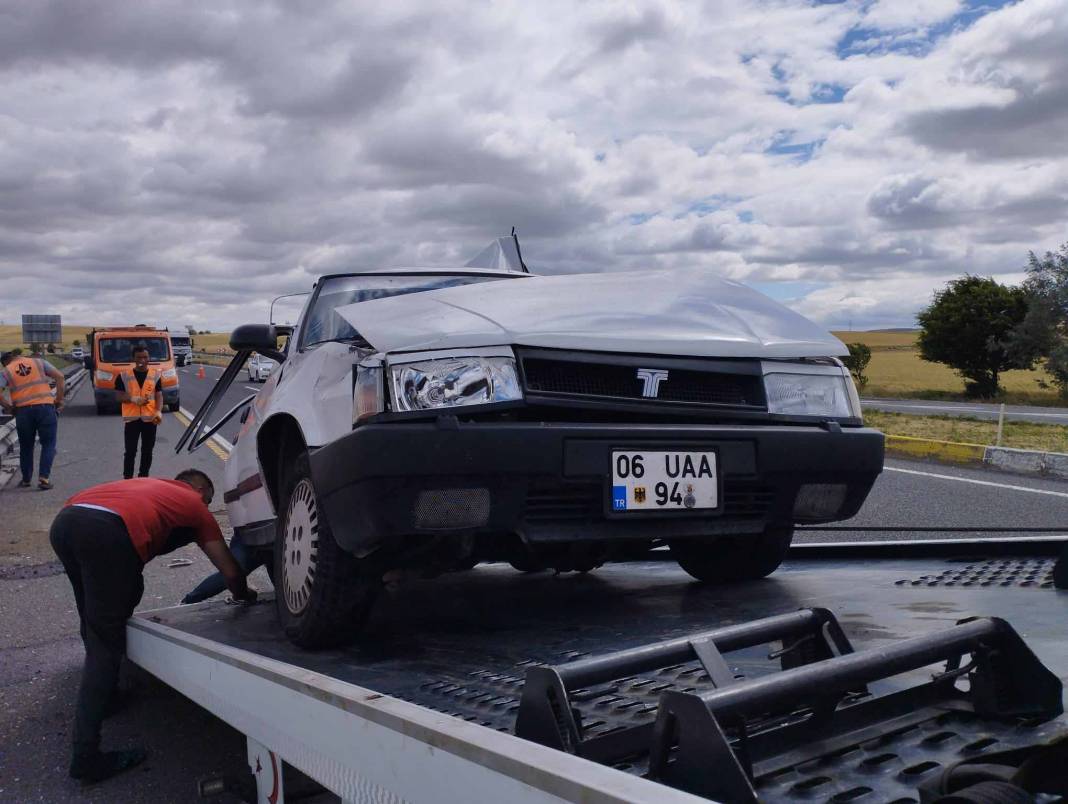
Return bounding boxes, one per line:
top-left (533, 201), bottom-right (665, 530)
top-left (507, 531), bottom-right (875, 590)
top-left (895, 558), bottom-right (1055, 589)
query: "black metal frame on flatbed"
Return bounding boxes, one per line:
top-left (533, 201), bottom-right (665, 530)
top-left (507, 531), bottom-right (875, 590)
top-left (127, 539), bottom-right (1068, 803)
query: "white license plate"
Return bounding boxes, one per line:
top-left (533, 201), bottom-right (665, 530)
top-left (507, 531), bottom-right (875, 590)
top-left (611, 451), bottom-right (718, 512)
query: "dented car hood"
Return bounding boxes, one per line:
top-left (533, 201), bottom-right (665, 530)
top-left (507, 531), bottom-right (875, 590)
top-left (335, 269), bottom-right (846, 359)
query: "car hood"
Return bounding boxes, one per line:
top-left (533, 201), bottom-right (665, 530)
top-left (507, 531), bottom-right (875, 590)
top-left (335, 269), bottom-right (846, 358)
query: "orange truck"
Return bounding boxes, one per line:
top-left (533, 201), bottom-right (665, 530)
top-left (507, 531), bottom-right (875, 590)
top-left (84, 325), bottom-right (181, 415)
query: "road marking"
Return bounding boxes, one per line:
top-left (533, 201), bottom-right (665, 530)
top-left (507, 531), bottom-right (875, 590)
top-left (886, 465), bottom-right (1068, 499)
top-left (244, 385), bottom-right (259, 392)
top-left (172, 408), bottom-right (232, 460)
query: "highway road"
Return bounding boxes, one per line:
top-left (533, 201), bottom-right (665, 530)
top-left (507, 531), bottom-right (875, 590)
top-left (862, 397), bottom-right (1068, 424)
top-left (177, 361), bottom-right (1068, 543)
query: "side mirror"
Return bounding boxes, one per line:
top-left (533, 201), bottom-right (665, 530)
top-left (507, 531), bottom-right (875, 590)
top-left (84, 357), bottom-right (94, 371)
top-left (230, 324), bottom-right (286, 363)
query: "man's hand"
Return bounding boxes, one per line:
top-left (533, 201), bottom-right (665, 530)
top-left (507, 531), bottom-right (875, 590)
top-left (54, 400), bottom-right (64, 413)
top-left (130, 394), bottom-right (144, 406)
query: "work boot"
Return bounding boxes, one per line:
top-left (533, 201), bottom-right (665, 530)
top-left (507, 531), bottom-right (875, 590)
top-left (69, 748), bottom-right (147, 784)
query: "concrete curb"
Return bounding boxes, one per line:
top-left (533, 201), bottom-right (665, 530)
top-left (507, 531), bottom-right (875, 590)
top-left (885, 433), bottom-right (1068, 480)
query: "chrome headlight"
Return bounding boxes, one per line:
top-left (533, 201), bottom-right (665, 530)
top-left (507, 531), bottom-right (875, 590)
top-left (161, 368), bottom-right (178, 379)
top-left (390, 355), bottom-right (522, 413)
top-left (95, 370), bottom-right (113, 382)
top-left (763, 367), bottom-right (858, 418)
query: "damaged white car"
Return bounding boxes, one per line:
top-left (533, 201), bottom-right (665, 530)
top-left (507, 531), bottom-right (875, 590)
top-left (180, 237), bottom-right (884, 648)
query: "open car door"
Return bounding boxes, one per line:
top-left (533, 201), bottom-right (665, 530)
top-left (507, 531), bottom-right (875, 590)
top-left (175, 351), bottom-right (256, 454)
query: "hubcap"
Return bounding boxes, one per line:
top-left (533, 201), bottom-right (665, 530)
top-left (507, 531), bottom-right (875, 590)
top-left (282, 478), bottom-right (319, 615)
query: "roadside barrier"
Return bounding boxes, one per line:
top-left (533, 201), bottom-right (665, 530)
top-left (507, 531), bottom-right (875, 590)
top-left (885, 433), bottom-right (1068, 480)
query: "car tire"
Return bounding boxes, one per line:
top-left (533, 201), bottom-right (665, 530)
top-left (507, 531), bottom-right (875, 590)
top-left (506, 543), bottom-right (546, 573)
top-left (669, 525), bottom-right (794, 583)
top-left (274, 453), bottom-right (380, 649)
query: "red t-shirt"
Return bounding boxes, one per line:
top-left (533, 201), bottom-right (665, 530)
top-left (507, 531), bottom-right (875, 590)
top-left (66, 478), bottom-right (223, 563)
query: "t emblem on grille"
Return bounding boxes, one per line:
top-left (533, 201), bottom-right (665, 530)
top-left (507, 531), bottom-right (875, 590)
top-left (636, 368), bottom-right (668, 398)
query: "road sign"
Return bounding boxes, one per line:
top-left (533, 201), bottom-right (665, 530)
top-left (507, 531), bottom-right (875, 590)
top-left (21, 314), bottom-right (61, 345)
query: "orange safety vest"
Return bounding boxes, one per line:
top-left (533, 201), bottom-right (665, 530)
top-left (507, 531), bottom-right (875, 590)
top-left (120, 369), bottom-right (161, 423)
top-left (1, 357), bottom-right (54, 407)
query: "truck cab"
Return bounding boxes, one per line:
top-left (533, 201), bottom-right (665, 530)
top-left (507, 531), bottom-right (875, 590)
top-left (169, 331), bottom-right (194, 367)
top-left (86, 324), bottom-right (181, 414)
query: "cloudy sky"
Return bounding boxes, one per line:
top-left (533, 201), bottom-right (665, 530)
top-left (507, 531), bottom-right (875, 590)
top-left (1, 0), bottom-right (1066, 332)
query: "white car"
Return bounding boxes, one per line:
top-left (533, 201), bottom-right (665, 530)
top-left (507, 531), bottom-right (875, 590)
top-left (71, 347), bottom-right (84, 360)
top-left (180, 237), bottom-right (884, 648)
top-left (246, 354), bottom-right (275, 382)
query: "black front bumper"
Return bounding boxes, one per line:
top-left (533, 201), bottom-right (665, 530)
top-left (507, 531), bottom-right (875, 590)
top-left (310, 421), bottom-right (884, 556)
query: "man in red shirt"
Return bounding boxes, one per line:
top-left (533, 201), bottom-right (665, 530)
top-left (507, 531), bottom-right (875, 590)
top-left (49, 469), bottom-right (256, 784)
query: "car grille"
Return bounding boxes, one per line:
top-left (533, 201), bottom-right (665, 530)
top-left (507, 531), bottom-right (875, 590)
top-left (523, 480), bottom-right (776, 523)
top-left (521, 356), bottom-right (764, 409)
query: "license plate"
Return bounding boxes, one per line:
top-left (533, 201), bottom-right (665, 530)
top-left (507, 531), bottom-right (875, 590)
top-left (611, 451), bottom-right (718, 512)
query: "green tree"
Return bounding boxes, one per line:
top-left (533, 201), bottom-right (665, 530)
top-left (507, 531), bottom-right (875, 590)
top-left (1010, 244), bottom-right (1068, 396)
top-left (917, 276), bottom-right (1035, 398)
top-left (72, 339), bottom-right (81, 347)
top-left (842, 342), bottom-right (872, 388)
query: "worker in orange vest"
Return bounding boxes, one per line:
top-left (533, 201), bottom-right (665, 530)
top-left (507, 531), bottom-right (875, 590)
top-left (0, 349), bottom-right (65, 490)
top-left (114, 345), bottom-right (163, 479)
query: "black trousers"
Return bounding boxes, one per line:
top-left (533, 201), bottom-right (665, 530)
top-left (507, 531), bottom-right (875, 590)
top-left (49, 506), bottom-right (144, 759)
top-left (123, 420), bottom-right (157, 479)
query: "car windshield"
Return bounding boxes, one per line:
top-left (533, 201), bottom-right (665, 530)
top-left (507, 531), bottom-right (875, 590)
top-left (302, 273), bottom-right (517, 347)
top-left (171, 337), bottom-right (190, 346)
top-left (99, 337), bottom-right (170, 363)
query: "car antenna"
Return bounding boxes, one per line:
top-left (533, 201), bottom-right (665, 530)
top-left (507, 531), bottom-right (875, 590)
top-left (511, 226), bottom-right (530, 274)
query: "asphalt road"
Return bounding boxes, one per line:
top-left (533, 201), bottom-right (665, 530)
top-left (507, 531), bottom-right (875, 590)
top-left (0, 377), bottom-right (276, 803)
top-left (176, 361), bottom-right (262, 445)
top-left (862, 397), bottom-right (1068, 424)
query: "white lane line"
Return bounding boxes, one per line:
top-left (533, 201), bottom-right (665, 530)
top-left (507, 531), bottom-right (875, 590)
top-left (177, 405), bottom-right (234, 455)
top-left (243, 386), bottom-right (259, 392)
top-left (886, 465), bottom-right (1068, 498)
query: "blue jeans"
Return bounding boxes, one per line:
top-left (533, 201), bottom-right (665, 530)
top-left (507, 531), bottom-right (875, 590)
top-left (181, 532), bottom-right (267, 604)
top-left (15, 404), bottom-right (58, 481)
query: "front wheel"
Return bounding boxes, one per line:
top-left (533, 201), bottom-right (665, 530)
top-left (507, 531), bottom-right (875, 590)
top-left (670, 526), bottom-right (794, 583)
top-left (275, 453), bottom-right (381, 648)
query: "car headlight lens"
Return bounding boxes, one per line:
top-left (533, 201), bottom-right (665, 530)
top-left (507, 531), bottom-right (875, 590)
top-left (162, 368), bottom-right (177, 379)
top-left (95, 370), bottom-right (113, 382)
top-left (764, 372), bottom-right (855, 418)
top-left (390, 356), bottom-right (522, 412)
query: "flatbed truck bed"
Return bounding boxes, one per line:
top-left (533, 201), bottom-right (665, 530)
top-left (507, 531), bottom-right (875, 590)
top-left (127, 541), bottom-right (1068, 803)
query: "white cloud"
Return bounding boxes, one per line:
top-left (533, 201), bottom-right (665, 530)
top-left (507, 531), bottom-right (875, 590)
top-left (0, 0), bottom-right (1066, 333)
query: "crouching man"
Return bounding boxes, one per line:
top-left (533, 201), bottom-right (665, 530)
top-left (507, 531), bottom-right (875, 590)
top-left (49, 469), bottom-right (256, 784)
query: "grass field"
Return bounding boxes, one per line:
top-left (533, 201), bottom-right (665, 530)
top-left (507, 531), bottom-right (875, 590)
top-left (0, 324), bottom-right (97, 351)
top-left (864, 410), bottom-right (1068, 453)
top-left (831, 330), bottom-right (1062, 405)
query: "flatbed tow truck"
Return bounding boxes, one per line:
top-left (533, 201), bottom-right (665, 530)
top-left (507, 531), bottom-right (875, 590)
top-left (126, 536), bottom-right (1068, 803)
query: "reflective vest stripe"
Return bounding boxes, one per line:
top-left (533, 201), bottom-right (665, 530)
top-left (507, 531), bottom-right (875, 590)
top-left (121, 370), bottom-right (160, 422)
top-left (4, 358), bottom-right (54, 407)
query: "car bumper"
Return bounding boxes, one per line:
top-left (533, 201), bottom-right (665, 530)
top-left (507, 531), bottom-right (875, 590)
top-left (309, 421), bottom-right (884, 556)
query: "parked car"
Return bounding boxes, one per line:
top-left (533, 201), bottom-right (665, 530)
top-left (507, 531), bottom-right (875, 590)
top-left (246, 354), bottom-right (275, 382)
top-left (180, 237), bottom-right (884, 648)
top-left (71, 347), bottom-right (84, 360)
